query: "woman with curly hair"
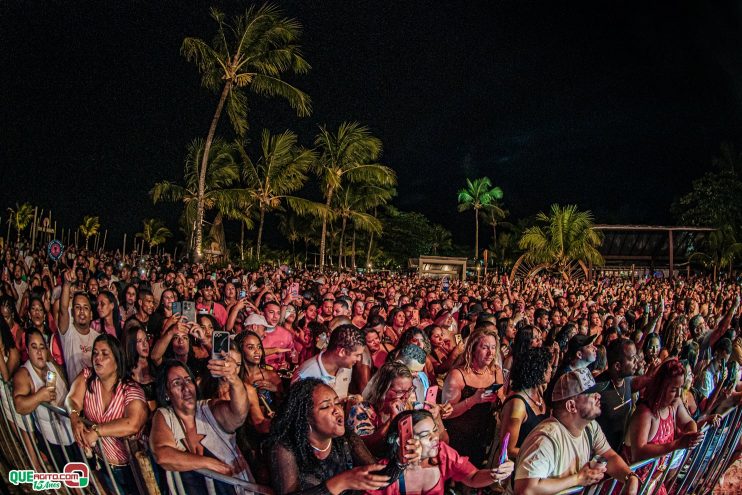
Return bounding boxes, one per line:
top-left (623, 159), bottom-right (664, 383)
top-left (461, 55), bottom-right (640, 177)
top-left (441, 329), bottom-right (504, 467)
top-left (498, 347), bottom-right (551, 459)
top-left (268, 378), bottom-right (420, 495)
top-left (623, 359), bottom-right (703, 495)
top-left (503, 325), bottom-right (542, 373)
top-left (661, 315), bottom-right (687, 358)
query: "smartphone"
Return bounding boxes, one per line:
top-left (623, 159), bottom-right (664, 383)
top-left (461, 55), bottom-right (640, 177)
top-left (46, 370), bottom-right (57, 388)
top-left (182, 301), bottom-right (196, 323)
top-left (239, 289), bottom-right (247, 299)
top-left (485, 383), bottom-right (503, 394)
top-left (590, 455), bottom-right (607, 468)
top-left (171, 301), bottom-right (182, 316)
top-left (290, 282), bottom-right (300, 299)
top-left (397, 415), bottom-right (413, 462)
top-left (454, 334), bottom-right (463, 346)
top-left (424, 385), bottom-right (439, 409)
top-left (498, 432), bottom-right (510, 464)
top-left (212, 331), bottom-right (230, 361)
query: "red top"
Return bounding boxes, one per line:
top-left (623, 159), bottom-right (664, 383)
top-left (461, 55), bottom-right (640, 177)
top-left (366, 442), bottom-right (477, 495)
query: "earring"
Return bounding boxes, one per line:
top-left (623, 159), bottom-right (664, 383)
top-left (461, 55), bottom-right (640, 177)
top-left (165, 396), bottom-right (170, 401)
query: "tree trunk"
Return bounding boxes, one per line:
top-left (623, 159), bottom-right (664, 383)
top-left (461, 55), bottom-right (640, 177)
top-left (195, 81), bottom-right (232, 262)
top-left (474, 209), bottom-right (479, 260)
top-left (366, 232), bottom-right (374, 268)
top-left (339, 216), bottom-right (347, 269)
top-left (291, 239), bottom-right (296, 266)
top-left (85, 236), bottom-right (89, 250)
top-left (319, 190), bottom-right (333, 271)
top-left (351, 227), bottom-right (357, 268)
top-left (256, 206), bottom-right (266, 261)
top-left (240, 222), bottom-right (245, 261)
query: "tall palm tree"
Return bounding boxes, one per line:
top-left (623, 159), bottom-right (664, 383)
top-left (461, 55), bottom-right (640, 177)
top-left (457, 177), bottom-right (503, 259)
top-left (6, 203), bottom-right (34, 245)
top-left (79, 215), bottom-right (101, 250)
top-left (333, 183), bottom-right (394, 268)
top-left (182, 4), bottom-right (312, 260)
top-left (313, 122), bottom-right (396, 270)
top-left (689, 225), bottom-right (742, 281)
top-left (518, 204), bottom-right (603, 279)
top-left (235, 129), bottom-right (321, 260)
top-left (480, 202), bottom-right (508, 252)
top-left (151, 138), bottom-right (242, 255)
top-left (136, 218), bottom-right (173, 254)
top-left (430, 224), bottom-right (453, 255)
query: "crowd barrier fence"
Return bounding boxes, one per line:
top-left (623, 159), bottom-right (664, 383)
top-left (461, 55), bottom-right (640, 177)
top-left (0, 376), bottom-right (738, 495)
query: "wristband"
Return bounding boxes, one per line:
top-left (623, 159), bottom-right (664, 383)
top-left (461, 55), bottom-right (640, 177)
top-left (624, 472), bottom-right (640, 484)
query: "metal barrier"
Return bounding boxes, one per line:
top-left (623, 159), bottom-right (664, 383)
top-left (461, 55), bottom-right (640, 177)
top-left (2, 371), bottom-right (738, 495)
top-left (556, 405), bottom-right (742, 495)
top-left (0, 377), bottom-right (274, 495)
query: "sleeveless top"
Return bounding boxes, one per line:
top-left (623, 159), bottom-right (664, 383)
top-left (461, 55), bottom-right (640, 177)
top-left (18, 360), bottom-right (74, 445)
top-left (156, 401), bottom-right (254, 494)
top-left (502, 394), bottom-right (549, 447)
top-left (443, 369), bottom-right (497, 467)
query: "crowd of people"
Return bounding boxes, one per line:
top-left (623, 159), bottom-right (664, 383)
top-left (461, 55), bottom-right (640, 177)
top-left (1, 242), bottom-right (741, 495)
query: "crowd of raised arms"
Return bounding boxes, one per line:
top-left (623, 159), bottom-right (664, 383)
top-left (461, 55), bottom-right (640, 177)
top-left (1, 243), bottom-right (741, 495)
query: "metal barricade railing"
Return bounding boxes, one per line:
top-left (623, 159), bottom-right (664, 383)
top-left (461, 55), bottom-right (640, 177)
top-left (556, 405), bottom-right (742, 495)
top-left (1, 371), bottom-right (739, 495)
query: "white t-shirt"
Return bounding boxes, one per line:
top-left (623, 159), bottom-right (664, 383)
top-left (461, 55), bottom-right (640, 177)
top-left (60, 322), bottom-right (101, 381)
top-left (511, 418), bottom-right (610, 493)
top-left (292, 351), bottom-right (352, 399)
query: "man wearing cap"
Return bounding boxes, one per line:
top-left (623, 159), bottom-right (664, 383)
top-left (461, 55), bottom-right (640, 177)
top-left (512, 368), bottom-right (639, 495)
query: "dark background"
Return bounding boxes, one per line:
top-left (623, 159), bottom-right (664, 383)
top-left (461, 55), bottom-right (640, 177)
top-left (2, 0), bottom-right (742, 248)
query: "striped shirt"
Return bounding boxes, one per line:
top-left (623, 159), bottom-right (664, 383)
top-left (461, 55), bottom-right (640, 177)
top-left (82, 368), bottom-right (146, 465)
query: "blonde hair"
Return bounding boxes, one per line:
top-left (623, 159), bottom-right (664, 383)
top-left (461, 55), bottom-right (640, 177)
top-left (457, 328), bottom-right (501, 373)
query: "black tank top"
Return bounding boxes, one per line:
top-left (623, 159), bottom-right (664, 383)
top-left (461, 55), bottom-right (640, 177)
top-left (502, 394), bottom-right (549, 447)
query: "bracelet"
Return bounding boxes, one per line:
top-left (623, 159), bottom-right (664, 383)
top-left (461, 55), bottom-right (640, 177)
top-left (624, 472), bottom-right (640, 484)
top-left (69, 408), bottom-right (80, 417)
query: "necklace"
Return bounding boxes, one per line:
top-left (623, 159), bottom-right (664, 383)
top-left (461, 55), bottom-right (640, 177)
top-left (524, 389), bottom-right (543, 408)
top-left (310, 439), bottom-right (332, 453)
top-left (611, 378), bottom-right (632, 411)
top-left (472, 366), bottom-right (488, 375)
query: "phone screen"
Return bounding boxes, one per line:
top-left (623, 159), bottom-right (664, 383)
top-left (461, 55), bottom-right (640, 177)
top-left (212, 331), bottom-right (230, 360)
top-left (485, 383), bottom-right (503, 394)
top-left (239, 289), bottom-right (247, 299)
top-left (171, 301), bottom-right (182, 315)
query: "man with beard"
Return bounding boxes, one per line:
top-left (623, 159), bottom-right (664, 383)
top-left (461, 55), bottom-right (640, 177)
top-left (511, 368), bottom-right (638, 495)
top-left (58, 269), bottom-right (102, 380)
top-left (595, 338), bottom-right (652, 450)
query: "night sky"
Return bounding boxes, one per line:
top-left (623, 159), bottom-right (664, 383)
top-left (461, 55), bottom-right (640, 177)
top-left (2, 0), bottom-right (742, 249)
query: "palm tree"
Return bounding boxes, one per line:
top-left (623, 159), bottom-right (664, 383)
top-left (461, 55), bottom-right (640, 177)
top-left (333, 183), bottom-right (394, 268)
top-left (136, 218), bottom-right (173, 254)
top-left (6, 203), bottom-right (34, 245)
top-left (151, 138), bottom-right (242, 255)
top-left (518, 204), bottom-right (604, 280)
top-left (79, 215), bottom-right (100, 250)
top-left (689, 225), bottom-right (742, 281)
top-left (430, 224), bottom-right (453, 255)
top-left (480, 202), bottom-right (508, 252)
top-left (182, 4), bottom-right (312, 260)
top-left (457, 177), bottom-right (503, 259)
top-left (313, 122), bottom-right (396, 270)
top-left (235, 129), bottom-right (320, 260)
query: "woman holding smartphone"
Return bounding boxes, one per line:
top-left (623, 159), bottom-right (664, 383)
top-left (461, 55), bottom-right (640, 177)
top-left (442, 329), bottom-right (504, 467)
top-left (367, 410), bottom-right (514, 495)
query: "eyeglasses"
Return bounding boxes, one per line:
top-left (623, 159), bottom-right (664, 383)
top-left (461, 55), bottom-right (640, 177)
top-left (168, 376), bottom-right (194, 389)
top-left (390, 385), bottom-right (415, 398)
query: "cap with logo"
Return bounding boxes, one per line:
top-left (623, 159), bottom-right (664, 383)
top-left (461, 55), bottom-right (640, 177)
top-left (551, 367), bottom-right (607, 402)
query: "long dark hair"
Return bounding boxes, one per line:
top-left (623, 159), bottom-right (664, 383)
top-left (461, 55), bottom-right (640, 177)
top-left (97, 290), bottom-right (122, 339)
top-left (269, 378), bottom-right (327, 471)
top-left (235, 330), bottom-right (266, 367)
top-left (0, 314), bottom-right (16, 355)
top-left (123, 324), bottom-right (155, 376)
top-left (86, 334), bottom-right (131, 393)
